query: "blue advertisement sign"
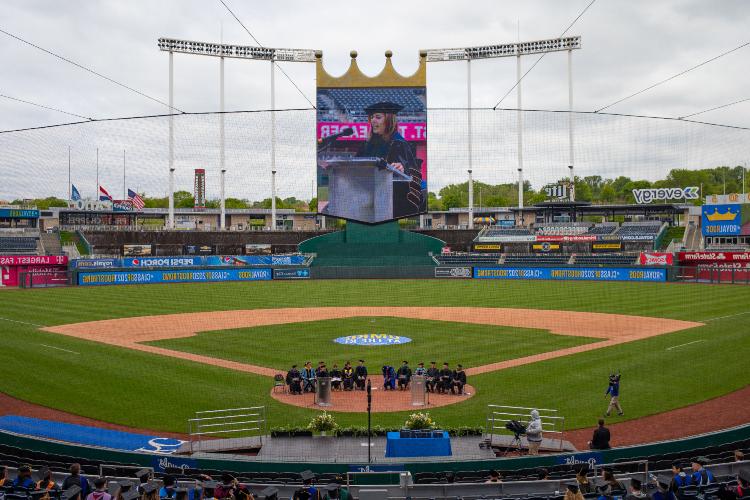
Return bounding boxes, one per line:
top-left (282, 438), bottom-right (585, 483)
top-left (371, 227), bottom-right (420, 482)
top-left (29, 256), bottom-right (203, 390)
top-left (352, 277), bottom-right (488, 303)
top-left (273, 268), bottom-right (310, 279)
top-left (474, 267), bottom-right (667, 282)
top-left (78, 268), bottom-right (272, 286)
top-left (702, 204), bottom-right (743, 236)
top-left (555, 451), bottom-right (604, 467)
top-left (0, 208), bottom-right (39, 218)
top-left (151, 455), bottom-right (198, 473)
top-left (334, 334), bottom-right (412, 346)
top-left (73, 255), bottom-right (306, 269)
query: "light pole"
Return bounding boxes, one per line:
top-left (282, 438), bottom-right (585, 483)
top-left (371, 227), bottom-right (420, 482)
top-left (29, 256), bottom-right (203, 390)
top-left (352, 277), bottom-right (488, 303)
top-left (220, 169), bottom-right (226, 230)
top-left (518, 168), bottom-right (524, 210)
top-left (424, 36), bottom-right (581, 192)
top-left (168, 167), bottom-right (175, 229)
top-left (568, 49), bottom-right (575, 201)
top-left (468, 169), bottom-right (474, 230)
top-left (568, 165), bottom-right (575, 203)
top-left (271, 170), bottom-right (277, 231)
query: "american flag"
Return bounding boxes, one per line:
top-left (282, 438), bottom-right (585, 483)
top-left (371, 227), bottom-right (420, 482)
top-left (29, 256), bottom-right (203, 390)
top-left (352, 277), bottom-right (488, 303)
top-left (127, 189), bottom-right (145, 209)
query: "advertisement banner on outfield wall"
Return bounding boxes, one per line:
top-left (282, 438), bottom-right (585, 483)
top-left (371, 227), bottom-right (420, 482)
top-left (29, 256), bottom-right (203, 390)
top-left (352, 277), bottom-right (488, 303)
top-left (677, 251), bottom-right (750, 263)
top-left (640, 252), bottom-right (674, 265)
top-left (536, 235), bottom-right (597, 242)
top-left (592, 243), bottom-right (622, 251)
top-left (532, 243), bottom-right (561, 252)
top-left (473, 244), bottom-right (501, 251)
top-left (273, 268), bottom-right (310, 279)
top-left (316, 54), bottom-right (427, 224)
top-left (78, 268), bottom-right (272, 286)
top-left (434, 266), bottom-right (472, 278)
top-left (473, 267), bottom-right (666, 282)
top-left (72, 255), bottom-right (306, 269)
top-left (701, 204), bottom-right (749, 236)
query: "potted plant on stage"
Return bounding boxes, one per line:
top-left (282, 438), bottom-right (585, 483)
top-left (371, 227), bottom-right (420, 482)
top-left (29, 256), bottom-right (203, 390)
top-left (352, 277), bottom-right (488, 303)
top-left (404, 412), bottom-right (436, 431)
top-left (308, 411), bottom-right (338, 437)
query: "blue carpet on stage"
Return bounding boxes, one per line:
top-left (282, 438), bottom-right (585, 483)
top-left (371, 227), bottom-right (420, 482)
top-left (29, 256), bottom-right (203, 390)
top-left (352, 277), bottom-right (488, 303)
top-left (0, 415), bottom-right (185, 454)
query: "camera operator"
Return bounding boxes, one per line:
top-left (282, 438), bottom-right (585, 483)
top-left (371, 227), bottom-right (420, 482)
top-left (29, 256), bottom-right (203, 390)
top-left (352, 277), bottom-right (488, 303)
top-left (526, 409), bottom-right (543, 455)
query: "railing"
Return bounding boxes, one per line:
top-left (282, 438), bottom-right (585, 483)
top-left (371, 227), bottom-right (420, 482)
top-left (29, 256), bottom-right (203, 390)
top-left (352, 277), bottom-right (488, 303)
top-left (187, 405), bottom-right (267, 454)
top-left (485, 404), bottom-right (565, 451)
top-left (592, 459), bottom-right (649, 477)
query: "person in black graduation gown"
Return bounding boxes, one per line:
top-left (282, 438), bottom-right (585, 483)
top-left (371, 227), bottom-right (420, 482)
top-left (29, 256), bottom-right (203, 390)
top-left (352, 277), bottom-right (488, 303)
top-left (396, 360), bottom-right (412, 390)
top-left (452, 364), bottom-right (467, 395)
top-left (438, 363), bottom-right (453, 394)
top-left (342, 361), bottom-right (354, 391)
top-left (425, 361), bottom-right (439, 393)
top-left (354, 359), bottom-right (368, 390)
top-left (357, 101), bottom-right (424, 218)
top-left (286, 364), bottom-right (302, 395)
top-left (330, 363), bottom-right (343, 391)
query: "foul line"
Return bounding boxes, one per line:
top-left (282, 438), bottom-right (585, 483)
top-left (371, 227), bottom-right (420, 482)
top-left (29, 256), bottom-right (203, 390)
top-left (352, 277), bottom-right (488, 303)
top-left (704, 311), bottom-right (750, 322)
top-left (39, 344), bottom-right (80, 355)
top-left (666, 340), bottom-right (705, 351)
top-left (0, 316), bottom-right (45, 328)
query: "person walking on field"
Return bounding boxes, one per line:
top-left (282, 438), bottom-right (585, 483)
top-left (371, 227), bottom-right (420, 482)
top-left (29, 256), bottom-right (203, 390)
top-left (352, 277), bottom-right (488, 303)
top-left (605, 373), bottom-right (623, 417)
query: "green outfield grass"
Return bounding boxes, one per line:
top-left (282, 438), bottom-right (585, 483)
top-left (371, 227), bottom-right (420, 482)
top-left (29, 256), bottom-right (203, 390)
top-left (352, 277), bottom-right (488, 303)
top-left (146, 316), bottom-right (597, 371)
top-left (0, 279), bottom-right (748, 434)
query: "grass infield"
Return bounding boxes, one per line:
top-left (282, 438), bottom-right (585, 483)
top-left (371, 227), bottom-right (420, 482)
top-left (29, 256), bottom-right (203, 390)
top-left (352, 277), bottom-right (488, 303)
top-left (0, 279), bottom-right (748, 433)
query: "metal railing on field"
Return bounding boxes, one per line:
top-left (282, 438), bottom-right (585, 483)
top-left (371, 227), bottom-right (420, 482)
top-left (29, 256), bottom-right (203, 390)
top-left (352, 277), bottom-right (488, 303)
top-left (485, 404), bottom-right (565, 451)
top-left (187, 405), bottom-right (267, 454)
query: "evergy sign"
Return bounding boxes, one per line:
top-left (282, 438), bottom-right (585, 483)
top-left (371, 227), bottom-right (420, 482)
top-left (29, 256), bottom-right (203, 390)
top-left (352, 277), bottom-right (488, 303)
top-left (632, 187), bottom-right (699, 204)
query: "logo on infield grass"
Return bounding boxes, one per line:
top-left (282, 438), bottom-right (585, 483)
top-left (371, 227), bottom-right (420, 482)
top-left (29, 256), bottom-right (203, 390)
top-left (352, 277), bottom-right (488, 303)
top-left (334, 334), bottom-right (412, 346)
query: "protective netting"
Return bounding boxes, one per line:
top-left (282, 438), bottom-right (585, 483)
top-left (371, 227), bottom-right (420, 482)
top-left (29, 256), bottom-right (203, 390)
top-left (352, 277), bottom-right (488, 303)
top-left (0, 109), bottom-right (749, 465)
top-left (1, 109), bottom-right (748, 201)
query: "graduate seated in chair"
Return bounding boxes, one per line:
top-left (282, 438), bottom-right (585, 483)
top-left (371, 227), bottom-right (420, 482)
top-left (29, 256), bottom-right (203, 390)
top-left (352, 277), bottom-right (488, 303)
top-left (354, 359), bottom-right (368, 390)
top-left (301, 361), bottom-right (316, 393)
top-left (451, 364), bottom-right (467, 395)
top-left (425, 361), bottom-right (439, 393)
top-left (286, 364), bottom-right (302, 395)
top-left (330, 364), bottom-right (343, 391)
top-left (342, 361), bottom-right (354, 391)
top-left (396, 360), bottom-right (412, 390)
top-left (382, 364), bottom-right (396, 391)
top-left (438, 362), bottom-right (453, 394)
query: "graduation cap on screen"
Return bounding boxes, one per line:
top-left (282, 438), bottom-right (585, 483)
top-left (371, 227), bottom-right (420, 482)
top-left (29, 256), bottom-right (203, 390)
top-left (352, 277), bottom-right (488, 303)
top-left (300, 470), bottom-right (315, 482)
top-left (62, 485), bottom-right (82, 500)
top-left (364, 101), bottom-right (403, 115)
top-left (141, 483), bottom-right (158, 495)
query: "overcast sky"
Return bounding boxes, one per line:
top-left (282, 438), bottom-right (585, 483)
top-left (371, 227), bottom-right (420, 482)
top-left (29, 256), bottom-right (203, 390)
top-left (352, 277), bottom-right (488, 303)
top-left (1, 0), bottom-right (749, 201)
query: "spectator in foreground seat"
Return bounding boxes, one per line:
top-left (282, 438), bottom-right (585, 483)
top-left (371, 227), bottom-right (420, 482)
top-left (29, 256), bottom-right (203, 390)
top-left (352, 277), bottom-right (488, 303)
top-left (734, 450), bottom-right (745, 462)
top-left (86, 478), bottom-right (112, 500)
top-left (13, 465), bottom-right (37, 489)
top-left (589, 419), bottom-right (611, 450)
top-left (735, 469), bottom-right (750, 498)
top-left (626, 478), bottom-right (647, 500)
top-left (62, 463), bottom-right (89, 500)
top-left (485, 470), bottom-right (502, 483)
top-left (0, 466), bottom-right (9, 487)
top-left (37, 468), bottom-right (58, 500)
top-left (597, 469), bottom-right (624, 496)
top-left (651, 475), bottom-right (676, 500)
top-left (564, 482), bottom-right (584, 500)
top-left (669, 462), bottom-right (691, 493)
top-left (575, 469), bottom-right (592, 494)
top-left (690, 457), bottom-right (714, 486)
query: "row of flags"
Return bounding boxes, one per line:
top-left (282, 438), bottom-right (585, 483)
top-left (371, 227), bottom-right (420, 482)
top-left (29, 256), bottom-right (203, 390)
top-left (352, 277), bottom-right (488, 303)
top-left (71, 184), bottom-right (145, 209)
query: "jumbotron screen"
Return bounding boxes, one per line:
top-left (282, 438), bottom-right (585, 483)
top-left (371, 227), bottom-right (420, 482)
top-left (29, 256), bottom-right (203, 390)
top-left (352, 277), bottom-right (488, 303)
top-left (316, 86), bottom-right (427, 224)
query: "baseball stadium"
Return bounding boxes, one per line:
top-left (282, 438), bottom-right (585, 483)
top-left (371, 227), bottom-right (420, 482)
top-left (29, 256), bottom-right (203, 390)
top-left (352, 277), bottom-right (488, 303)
top-left (1, 3), bottom-right (749, 500)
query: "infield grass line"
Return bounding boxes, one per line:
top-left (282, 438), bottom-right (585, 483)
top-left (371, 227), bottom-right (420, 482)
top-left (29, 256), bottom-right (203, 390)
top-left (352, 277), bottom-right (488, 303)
top-left (0, 316), bottom-right (45, 328)
top-left (665, 340), bottom-right (705, 351)
top-left (38, 344), bottom-right (80, 355)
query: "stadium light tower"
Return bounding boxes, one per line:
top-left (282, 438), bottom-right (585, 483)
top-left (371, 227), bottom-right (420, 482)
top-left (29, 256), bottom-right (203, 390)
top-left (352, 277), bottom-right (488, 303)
top-left (468, 169), bottom-right (474, 230)
top-left (424, 37), bottom-right (581, 198)
top-left (157, 38), bottom-right (318, 230)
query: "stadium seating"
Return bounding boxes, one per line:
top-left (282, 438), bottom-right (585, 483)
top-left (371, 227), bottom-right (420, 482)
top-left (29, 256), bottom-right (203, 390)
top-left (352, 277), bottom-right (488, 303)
top-left (574, 254), bottom-right (638, 266)
top-left (435, 252), bottom-right (501, 265)
top-left (536, 223), bottom-right (592, 236)
top-left (586, 225), bottom-right (618, 235)
top-left (0, 236), bottom-right (39, 255)
top-left (616, 222), bottom-right (663, 237)
top-left (504, 254), bottom-right (571, 265)
top-left (481, 227), bottom-right (533, 237)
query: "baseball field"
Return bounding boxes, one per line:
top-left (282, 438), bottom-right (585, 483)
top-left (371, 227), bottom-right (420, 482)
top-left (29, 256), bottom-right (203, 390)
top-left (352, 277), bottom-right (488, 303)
top-left (0, 279), bottom-right (748, 440)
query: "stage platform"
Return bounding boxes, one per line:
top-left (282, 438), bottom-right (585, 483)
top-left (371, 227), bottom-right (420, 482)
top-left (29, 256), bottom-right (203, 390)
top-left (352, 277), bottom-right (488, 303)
top-left (178, 434), bottom-right (577, 463)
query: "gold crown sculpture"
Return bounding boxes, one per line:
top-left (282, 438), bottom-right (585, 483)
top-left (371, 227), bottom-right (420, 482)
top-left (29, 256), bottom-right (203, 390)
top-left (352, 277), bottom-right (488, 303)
top-left (316, 50), bottom-right (426, 88)
top-left (705, 208), bottom-right (739, 222)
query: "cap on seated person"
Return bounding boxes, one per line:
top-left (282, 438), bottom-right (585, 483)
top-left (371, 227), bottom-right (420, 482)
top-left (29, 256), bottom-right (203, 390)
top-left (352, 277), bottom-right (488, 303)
top-left (630, 478), bottom-right (642, 490)
top-left (566, 482), bottom-right (579, 493)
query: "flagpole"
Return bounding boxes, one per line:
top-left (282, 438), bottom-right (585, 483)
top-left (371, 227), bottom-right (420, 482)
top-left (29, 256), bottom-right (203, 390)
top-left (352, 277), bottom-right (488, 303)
top-left (123, 149), bottom-right (126, 200)
top-left (68, 146), bottom-right (71, 201)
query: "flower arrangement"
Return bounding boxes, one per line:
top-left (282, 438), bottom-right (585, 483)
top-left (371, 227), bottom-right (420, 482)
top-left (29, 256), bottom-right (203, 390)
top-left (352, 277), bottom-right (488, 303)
top-left (404, 412), bottom-right (436, 430)
top-left (307, 411), bottom-right (338, 433)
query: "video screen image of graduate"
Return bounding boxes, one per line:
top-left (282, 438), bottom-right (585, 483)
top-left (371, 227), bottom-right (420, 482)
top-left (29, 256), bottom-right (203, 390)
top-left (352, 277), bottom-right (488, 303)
top-left (316, 87), bottom-right (427, 224)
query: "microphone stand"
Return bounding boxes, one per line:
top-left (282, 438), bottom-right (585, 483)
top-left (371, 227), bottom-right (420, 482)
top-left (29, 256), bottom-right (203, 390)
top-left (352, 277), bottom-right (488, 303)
top-left (367, 378), bottom-right (372, 463)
